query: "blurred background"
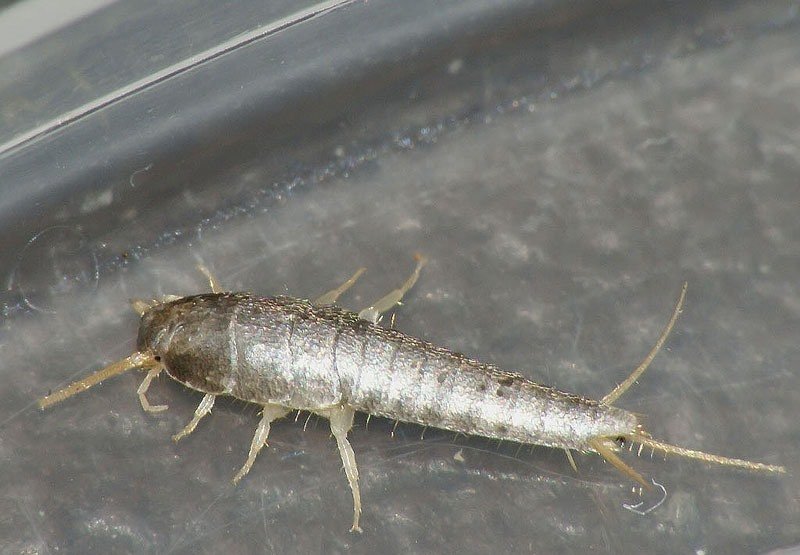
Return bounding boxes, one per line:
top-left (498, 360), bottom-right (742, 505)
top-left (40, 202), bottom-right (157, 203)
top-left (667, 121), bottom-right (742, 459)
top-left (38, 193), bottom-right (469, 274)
top-left (0, 0), bottom-right (798, 553)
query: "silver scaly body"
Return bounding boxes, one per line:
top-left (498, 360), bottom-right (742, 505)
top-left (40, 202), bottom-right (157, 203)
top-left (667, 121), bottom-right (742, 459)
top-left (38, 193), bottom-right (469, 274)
top-left (138, 293), bottom-right (637, 451)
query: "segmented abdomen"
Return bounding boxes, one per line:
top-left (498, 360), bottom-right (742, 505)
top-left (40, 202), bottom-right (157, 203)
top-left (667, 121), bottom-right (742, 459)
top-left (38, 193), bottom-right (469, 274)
top-left (142, 294), bottom-right (637, 450)
top-left (339, 322), bottom-right (635, 449)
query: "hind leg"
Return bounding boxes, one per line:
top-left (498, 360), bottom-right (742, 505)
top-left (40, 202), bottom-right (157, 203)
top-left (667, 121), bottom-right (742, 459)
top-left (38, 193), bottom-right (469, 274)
top-left (316, 406), bottom-right (362, 532)
top-left (358, 254), bottom-right (427, 324)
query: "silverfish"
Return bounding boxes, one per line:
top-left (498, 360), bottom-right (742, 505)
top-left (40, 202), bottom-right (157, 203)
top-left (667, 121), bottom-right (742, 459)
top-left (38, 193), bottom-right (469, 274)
top-left (38, 255), bottom-right (786, 532)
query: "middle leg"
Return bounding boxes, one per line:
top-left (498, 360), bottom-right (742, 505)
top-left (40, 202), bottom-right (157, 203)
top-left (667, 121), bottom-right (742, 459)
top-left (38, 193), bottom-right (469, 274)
top-left (232, 404), bottom-right (291, 484)
top-left (358, 253), bottom-right (427, 324)
top-left (314, 267), bottom-right (367, 305)
top-left (173, 393), bottom-right (216, 441)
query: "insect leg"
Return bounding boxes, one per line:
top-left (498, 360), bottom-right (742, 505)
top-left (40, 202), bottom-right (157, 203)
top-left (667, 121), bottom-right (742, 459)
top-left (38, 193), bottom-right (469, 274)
top-left (563, 449), bottom-right (578, 473)
top-left (172, 393), bottom-right (216, 441)
top-left (317, 406), bottom-right (362, 533)
top-left (314, 267), bottom-right (367, 305)
top-left (197, 264), bottom-right (223, 293)
top-left (232, 404), bottom-right (291, 484)
top-left (358, 253), bottom-right (427, 324)
top-left (137, 366), bottom-right (168, 412)
top-left (131, 299), bottom-right (155, 315)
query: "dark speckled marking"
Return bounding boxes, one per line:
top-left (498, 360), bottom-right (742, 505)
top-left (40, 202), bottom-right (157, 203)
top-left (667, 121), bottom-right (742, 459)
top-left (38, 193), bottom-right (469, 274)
top-left (497, 375), bottom-right (514, 386)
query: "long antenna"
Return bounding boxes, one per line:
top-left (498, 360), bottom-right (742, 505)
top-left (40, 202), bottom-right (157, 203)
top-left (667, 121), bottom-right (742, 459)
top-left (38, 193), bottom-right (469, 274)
top-left (38, 352), bottom-right (155, 410)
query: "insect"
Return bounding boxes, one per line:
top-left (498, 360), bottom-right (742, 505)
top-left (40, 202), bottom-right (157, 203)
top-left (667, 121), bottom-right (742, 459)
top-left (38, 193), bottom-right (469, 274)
top-left (39, 255), bottom-right (785, 532)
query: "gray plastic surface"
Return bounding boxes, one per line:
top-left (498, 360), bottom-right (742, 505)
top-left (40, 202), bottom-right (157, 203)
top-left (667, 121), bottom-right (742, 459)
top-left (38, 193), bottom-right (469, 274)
top-left (1, 0), bottom-right (798, 553)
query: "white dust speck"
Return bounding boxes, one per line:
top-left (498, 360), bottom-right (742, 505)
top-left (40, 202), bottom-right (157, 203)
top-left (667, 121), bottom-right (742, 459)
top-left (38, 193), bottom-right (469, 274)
top-left (447, 58), bottom-right (464, 74)
top-left (80, 189), bottom-right (113, 213)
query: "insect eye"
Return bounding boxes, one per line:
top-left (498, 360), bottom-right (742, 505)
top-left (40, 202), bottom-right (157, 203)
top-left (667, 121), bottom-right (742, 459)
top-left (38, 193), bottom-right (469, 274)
top-left (154, 355), bottom-right (161, 362)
